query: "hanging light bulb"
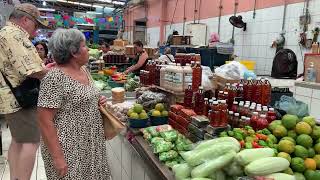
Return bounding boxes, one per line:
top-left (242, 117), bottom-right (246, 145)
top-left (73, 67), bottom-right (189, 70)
top-left (43, 1), bottom-right (47, 6)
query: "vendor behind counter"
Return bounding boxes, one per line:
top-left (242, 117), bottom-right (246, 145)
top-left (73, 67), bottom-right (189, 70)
top-left (125, 40), bottom-right (150, 75)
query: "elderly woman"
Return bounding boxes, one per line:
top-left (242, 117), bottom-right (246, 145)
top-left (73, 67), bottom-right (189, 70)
top-left (37, 29), bottom-right (111, 179)
top-left (158, 47), bottom-right (175, 64)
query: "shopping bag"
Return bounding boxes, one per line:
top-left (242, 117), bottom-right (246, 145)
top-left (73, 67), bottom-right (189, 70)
top-left (99, 105), bottom-right (125, 140)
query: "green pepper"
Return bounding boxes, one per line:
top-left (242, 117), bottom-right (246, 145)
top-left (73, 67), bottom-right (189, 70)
top-left (219, 132), bottom-right (228, 137)
top-left (261, 128), bottom-right (271, 135)
top-left (245, 142), bottom-right (253, 149)
top-left (234, 132), bottom-right (244, 141)
top-left (258, 140), bottom-right (268, 147)
top-left (228, 131), bottom-right (235, 137)
top-left (245, 136), bottom-right (254, 143)
top-left (247, 129), bottom-right (255, 135)
top-left (244, 126), bottom-right (253, 130)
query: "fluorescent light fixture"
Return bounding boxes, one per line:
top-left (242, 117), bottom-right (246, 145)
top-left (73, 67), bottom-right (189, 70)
top-left (86, 11), bottom-right (103, 15)
top-left (40, 16), bottom-right (55, 19)
top-left (112, 1), bottom-right (125, 5)
top-left (43, 1), bottom-right (47, 6)
top-left (97, 0), bottom-right (112, 2)
top-left (56, 0), bottom-right (103, 8)
top-left (38, 8), bottom-right (56, 12)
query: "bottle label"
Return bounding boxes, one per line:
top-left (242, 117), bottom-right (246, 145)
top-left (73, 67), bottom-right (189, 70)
top-left (174, 73), bottom-right (183, 85)
top-left (184, 73), bottom-right (192, 83)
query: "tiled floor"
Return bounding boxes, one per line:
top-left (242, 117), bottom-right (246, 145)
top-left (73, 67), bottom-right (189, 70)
top-left (0, 122), bottom-right (47, 180)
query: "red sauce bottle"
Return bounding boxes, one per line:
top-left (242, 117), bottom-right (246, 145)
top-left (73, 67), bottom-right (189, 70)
top-left (219, 100), bottom-right (228, 127)
top-left (262, 78), bottom-right (272, 105)
top-left (203, 98), bottom-right (209, 116)
top-left (233, 113), bottom-right (240, 128)
top-left (210, 101), bottom-right (220, 127)
top-left (192, 62), bottom-right (202, 92)
top-left (256, 114), bottom-right (269, 130)
top-left (231, 101), bottom-right (238, 114)
top-left (228, 111), bottom-right (234, 127)
top-left (184, 83), bottom-right (193, 109)
top-left (267, 108), bottom-right (277, 123)
top-left (194, 86), bottom-right (204, 115)
top-left (250, 112), bottom-right (259, 130)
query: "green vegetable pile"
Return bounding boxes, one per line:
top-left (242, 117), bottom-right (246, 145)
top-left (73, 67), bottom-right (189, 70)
top-left (91, 73), bottom-right (110, 91)
top-left (219, 126), bottom-right (277, 151)
top-left (141, 125), bottom-right (193, 169)
top-left (172, 137), bottom-right (293, 180)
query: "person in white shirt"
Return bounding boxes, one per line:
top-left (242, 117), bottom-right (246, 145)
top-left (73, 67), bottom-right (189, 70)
top-left (159, 47), bottom-right (175, 64)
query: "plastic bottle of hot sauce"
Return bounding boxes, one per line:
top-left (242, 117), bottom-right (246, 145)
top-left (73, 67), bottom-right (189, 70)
top-left (231, 101), bottom-right (238, 114)
top-left (211, 101), bottom-right (220, 127)
top-left (218, 91), bottom-right (224, 100)
top-left (219, 100), bottom-right (228, 127)
top-left (184, 83), bottom-right (193, 109)
top-left (267, 108), bottom-right (277, 123)
top-left (233, 113), bottom-right (240, 128)
top-left (250, 112), bottom-right (259, 130)
top-left (192, 62), bottom-right (202, 92)
top-left (252, 78), bottom-right (262, 104)
top-left (194, 86), bottom-right (204, 115)
top-left (262, 78), bottom-right (272, 105)
top-left (247, 78), bottom-right (254, 101)
top-left (228, 111), bottom-right (234, 127)
top-left (203, 98), bottom-right (209, 116)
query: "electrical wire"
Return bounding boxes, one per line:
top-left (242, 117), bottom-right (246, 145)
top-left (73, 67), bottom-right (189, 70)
top-left (170, 0), bottom-right (179, 29)
top-left (198, 0), bottom-right (202, 23)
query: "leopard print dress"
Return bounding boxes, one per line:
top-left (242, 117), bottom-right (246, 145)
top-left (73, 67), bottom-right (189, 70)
top-left (38, 68), bottom-right (111, 180)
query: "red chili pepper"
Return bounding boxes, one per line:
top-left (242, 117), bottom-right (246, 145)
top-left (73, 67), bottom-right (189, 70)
top-left (240, 140), bottom-right (245, 148)
top-left (256, 134), bottom-right (268, 141)
top-left (252, 141), bottom-right (263, 148)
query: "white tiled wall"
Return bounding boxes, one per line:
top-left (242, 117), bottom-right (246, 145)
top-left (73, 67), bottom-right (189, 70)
top-left (146, 1), bottom-right (320, 75)
top-left (107, 135), bottom-right (152, 180)
top-left (293, 85), bottom-right (320, 120)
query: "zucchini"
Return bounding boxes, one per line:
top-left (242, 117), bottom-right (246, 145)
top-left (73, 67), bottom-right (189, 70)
top-left (245, 157), bottom-right (290, 176)
top-left (191, 151), bottom-right (236, 178)
top-left (194, 137), bottom-right (239, 150)
top-left (236, 148), bottom-right (275, 166)
top-left (264, 173), bottom-right (295, 180)
top-left (181, 142), bottom-right (240, 167)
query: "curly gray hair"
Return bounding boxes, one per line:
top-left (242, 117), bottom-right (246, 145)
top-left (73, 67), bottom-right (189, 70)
top-left (48, 28), bottom-right (85, 64)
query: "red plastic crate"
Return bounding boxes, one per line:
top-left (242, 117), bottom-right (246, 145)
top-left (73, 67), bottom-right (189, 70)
top-left (169, 111), bottom-right (178, 121)
top-left (179, 109), bottom-right (197, 121)
top-left (175, 115), bottom-right (190, 129)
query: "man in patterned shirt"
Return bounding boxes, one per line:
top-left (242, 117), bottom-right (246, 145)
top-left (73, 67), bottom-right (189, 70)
top-left (0, 3), bottom-right (52, 180)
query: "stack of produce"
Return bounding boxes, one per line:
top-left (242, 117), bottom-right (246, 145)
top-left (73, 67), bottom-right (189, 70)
top-left (124, 76), bottom-right (139, 92)
top-left (168, 105), bottom-right (197, 137)
top-left (219, 126), bottom-right (277, 150)
top-left (150, 103), bottom-right (169, 118)
top-left (127, 103), bottom-right (149, 120)
top-left (172, 137), bottom-right (292, 180)
top-left (141, 125), bottom-right (193, 168)
top-left (266, 114), bottom-right (320, 179)
top-left (106, 101), bottom-right (135, 122)
top-left (91, 73), bottom-right (110, 91)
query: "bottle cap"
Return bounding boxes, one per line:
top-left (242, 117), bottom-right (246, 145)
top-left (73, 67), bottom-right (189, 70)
top-left (221, 100), bottom-right (227, 104)
top-left (233, 101), bottom-right (238, 105)
top-left (253, 112), bottom-right (258, 115)
top-left (204, 98), bottom-right (209, 101)
top-left (234, 113), bottom-right (240, 116)
top-left (211, 97), bottom-right (217, 101)
top-left (199, 86), bottom-right (204, 90)
top-left (250, 106), bottom-right (255, 110)
top-left (229, 111), bottom-right (234, 114)
top-left (188, 83), bottom-right (192, 86)
top-left (226, 83), bottom-right (231, 86)
top-left (260, 114), bottom-right (267, 118)
top-left (219, 91), bottom-right (223, 93)
top-left (269, 108), bottom-right (274, 111)
top-left (224, 92), bottom-right (229, 95)
top-left (213, 101), bottom-right (219, 105)
top-left (241, 116), bottom-right (246, 119)
top-left (186, 63), bottom-right (190, 66)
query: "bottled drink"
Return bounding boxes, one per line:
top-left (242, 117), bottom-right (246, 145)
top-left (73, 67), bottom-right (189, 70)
top-left (231, 101), bottom-right (238, 114)
top-left (262, 78), bottom-right (272, 105)
top-left (218, 91), bottom-right (224, 100)
top-left (184, 84), bottom-right (193, 108)
top-left (243, 80), bottom-right (248, 100)
top-left (194, 86), bottom-right (204, 115)
top-left (219, 100), bottom-right (228, 127)
top-left (250, 112), bottom-right (259, 130)
top-left (224, 83), bottom-right (231, 92)
top-left (256, 114), bottom-right (269, 130)
top-left (183, 63), bottom-right (193, 90)
top-left (247, 78), bottom-right (254, 101)
top-left (233, 113), bottom-right (240, 128)
top-left (239, 116), bottom-right (247, 128)
top-left (160, 65), bottom-right (166, 88)
top-left (223, 92), bottom-right (229, 101)
top-left (192, 62), bottom-right (202, 92)
top-left (172, 63), bottom-right (184, 92)
top-left (253, 78), bottom-right (262, 104)
top-left (228, 85), bottom-right (237, 109)
top-left (203, 98), bottom-right (209, 116)
top-left (228, 111), bottom-right (234, 127)
top-left (267, 108), bottom-right (277, 123)
top-left (210, 101), bottom-right (220, 127)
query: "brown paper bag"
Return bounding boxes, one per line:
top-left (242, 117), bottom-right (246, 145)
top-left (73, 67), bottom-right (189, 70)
top-left (99, 106), bottom-right (125, 140)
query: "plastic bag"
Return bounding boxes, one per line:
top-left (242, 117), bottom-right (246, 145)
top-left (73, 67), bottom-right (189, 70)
top-left (153, 140), bottom-right (174, 153)
top-left (160, 130), bottom-right (178, 142)
top-left (172, 163), bottom-right (192, 180)
top-left (146, 127), bottom-right (160, 137)
top-left (165, 160), bottom-right (178, 169)
top-left (136, 91), bottom-right (167, 111)
top-left (201, 66), bottom-right (215, 91)
top-left (159, 150), bottom-right (178, 161)
top-left (274, 95), bottom-right (309, 118)
top-left (143, 132), bottom-right (152, 142)
top-left (214, 61), bottom-right (248, 80)
top-left (151, 137), bottom-right (164, 145)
